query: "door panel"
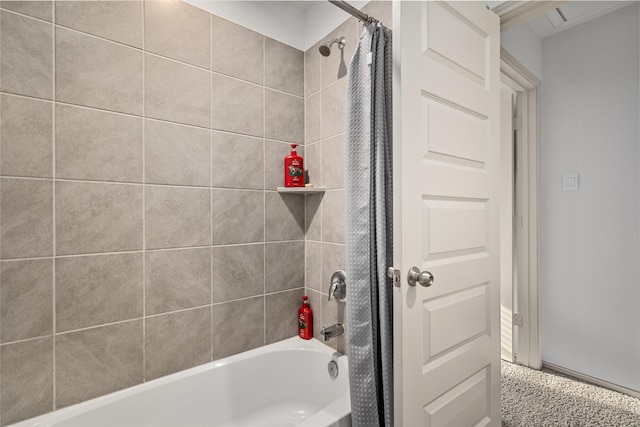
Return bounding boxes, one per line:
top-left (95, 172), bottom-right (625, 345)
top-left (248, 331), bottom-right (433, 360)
top-left (422, 96), bottom-right (488, 167)
top-left (395, 1), bottom-right (500, 426)
top-left (423, 368), bottom-right (490, 427)
top-left (423, 197), bottom-right (488, 259)
top-left (423, 2), bottom-right (488, 85)
top-left (423, 284), bottom-right (489, 361)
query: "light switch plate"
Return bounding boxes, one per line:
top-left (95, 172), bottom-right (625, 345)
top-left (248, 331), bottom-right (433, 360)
top-left (563, 173), bottom-right (579, 191)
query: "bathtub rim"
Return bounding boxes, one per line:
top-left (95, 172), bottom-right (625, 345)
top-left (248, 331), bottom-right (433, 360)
top-left (9, 337), bottom-right (349, 427)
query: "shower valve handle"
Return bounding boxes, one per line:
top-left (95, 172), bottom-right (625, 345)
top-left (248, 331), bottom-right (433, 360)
top-left (407, 267), bottom-right (434, 287)
top-left (328, 270), bottom-right (347, 302)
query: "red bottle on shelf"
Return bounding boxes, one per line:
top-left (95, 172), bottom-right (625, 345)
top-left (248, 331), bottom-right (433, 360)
top-left (298, 295), bottom-right (313, 340)
top-left (284, 144), bottom-right (304, 187)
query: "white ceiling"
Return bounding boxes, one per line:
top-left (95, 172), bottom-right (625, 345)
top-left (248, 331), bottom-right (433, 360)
top-left (188, 1), bottom-right (634, 49)
top-left (285, 1), bottom-right (318, 12)
top-left (186, 0), bottom-right (367, 51)
top-left (514, 1), bottom-right (634, 39)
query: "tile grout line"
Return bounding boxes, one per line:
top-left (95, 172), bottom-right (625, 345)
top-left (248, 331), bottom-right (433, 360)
top-left (303, 46), bottom-right (308, 310)
top-left (210, 11), bottom-right (214, 363)
top-left (0, 5), bottom-right (3, 421)
top-left (141, 0), bottom-right (146, 385)
top-left (51, 0), bottom-right (57, 411)
top-left (0, 92), bottom-right (302, 145)
top-left (4, 281), bottom-right (307, 346)
top-left (319, 41), bottom-right (325, 331)
top-left (262, 34), bottom-right (267, 347)
top-left (53, 317), bottom-right (154, 339)
top-left (0, 240), bottom-right (305, 263)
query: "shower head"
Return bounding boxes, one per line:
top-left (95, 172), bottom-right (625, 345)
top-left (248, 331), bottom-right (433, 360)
top-left (319, 36), bottom-right (346, 57)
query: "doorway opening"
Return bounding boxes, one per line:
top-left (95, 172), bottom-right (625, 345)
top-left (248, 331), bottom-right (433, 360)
top-left (499, 49), bottom-right (541, 369)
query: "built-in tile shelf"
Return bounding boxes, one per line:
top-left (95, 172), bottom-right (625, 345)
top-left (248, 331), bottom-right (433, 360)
top-left (276, 186), bottom-right (326, 194)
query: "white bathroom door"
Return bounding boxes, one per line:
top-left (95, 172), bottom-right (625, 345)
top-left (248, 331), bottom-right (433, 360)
top-left (393, 1), bottom-right (501, 426)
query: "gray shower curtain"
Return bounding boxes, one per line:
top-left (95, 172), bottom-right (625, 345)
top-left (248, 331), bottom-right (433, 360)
top-left (345, 22), bottom-right (393, 427)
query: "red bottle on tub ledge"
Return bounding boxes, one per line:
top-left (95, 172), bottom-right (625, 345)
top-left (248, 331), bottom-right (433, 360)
top-left (284, 144), bottom-right (304, 187)
top-left (298, 295), bottom-right (313, 340)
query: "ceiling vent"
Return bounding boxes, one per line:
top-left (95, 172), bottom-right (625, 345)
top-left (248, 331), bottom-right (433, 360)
top-left (546, 7), bottom-right (569, 28)
top-left (529, 1), bottom-right (634, 39)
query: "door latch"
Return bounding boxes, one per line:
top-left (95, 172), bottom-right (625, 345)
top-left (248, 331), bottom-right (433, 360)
top-left (386, 267), bottom-right (401, 287)
top-left (513, 313), bottom-right (524, 327)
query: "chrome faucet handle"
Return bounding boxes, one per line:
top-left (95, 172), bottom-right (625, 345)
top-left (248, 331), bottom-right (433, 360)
top-left (328, 270), bottom-right (347, 302)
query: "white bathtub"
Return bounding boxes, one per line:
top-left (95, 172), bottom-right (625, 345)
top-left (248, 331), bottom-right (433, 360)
top-left (11, 337), bottom-right (351, 427)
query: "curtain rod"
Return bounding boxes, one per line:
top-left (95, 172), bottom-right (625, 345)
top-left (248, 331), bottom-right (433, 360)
top-left (328, 0), bottom-right (377, 24)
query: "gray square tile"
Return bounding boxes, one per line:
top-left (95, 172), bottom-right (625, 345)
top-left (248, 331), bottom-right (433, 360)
top-left (211, 15), bottom-right (263, 84)
top-left (56, 104), bottom-right (143, 183)
top-left (265, 241), bottom-right (304, 293)
top-left (145, 186), bottom-right (211, 249)
top-left (145, 0), bottom-right (210, 68)
top-left (212, 189), bottom-right (263, 245)
top-left (211, 73), bottom-right (263, 137)
top-left (145, 120), bottom-right (210, 187)
top-left (264, 139), bottom-right (291, 190)
top-left (265, 89), bottom-right (304, 143)
top-left (1, 94), bottom-right (53, 178)
top-left (1, 178), bottom-right (53, 259)
top-left (212, 244), bottom-right (264, 303)
top-left (265, 37), bottom-right (303, 96)
top-left (145, 308), bottom-right (211, 380)
top-left (306, 289), bottom-right (322, 341)
top-left (1, 10), bottom-right (52, 99)
top-left (1, 1), bottom-right (52, 21)
top-left (322, 297), bottom-right (346, 353)
top-left (56, 181), bottom-right (142, 255)
top-left (305, 92), bottom-right (321, 144)
top-left (305, 142), bottom-right (321, 187)
top-left (56, 27), bottom-right (142, 115)
top-left (321, 18), bottom-right (357, 89)
top-left (305, 193), bottom-right (322, 241)
top-left (56, 321), bottom-right (143, 408)
top-left (145, 248), bottom-right (211, 315)
top-left (322, 78), bottom-right (346, 139)
top-left (0, 259), bottom-right (53, 342)
top-left (212, 297), bottom-right (264, 360)
top-left (305, 241), bottom-right (322, 293)
top-left (321, 190), bottom-right (345, 244)
top-left (265, 288), bottom-right (303, 344)
top-left (145, 186), bottom-right (211, 250)
top-left (322, 135), bottom-right (345, 189)
top-left (265, 192), bottom-right (304, 241)
top-left (322, 243), bottom-right (345, 294)
top-left (304, 40), bottom-right (321, 97)
top-left (211, 131), bottom-right (263, 190)
top-left (145, 54), bottom-right (211, 128)
top-left (56, 253), bottom-right (143, 332)
top-left (0, 337), bottom-right (53, 426)
top-left (55, 1), bottom-right (142, 48)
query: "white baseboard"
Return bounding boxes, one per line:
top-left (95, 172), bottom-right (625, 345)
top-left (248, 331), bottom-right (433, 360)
top-left (542, 361), bottom-right (640, 400)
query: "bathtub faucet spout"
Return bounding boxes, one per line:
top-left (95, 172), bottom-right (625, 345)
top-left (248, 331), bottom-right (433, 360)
top-left (320, 323), bottom-right (345, 342)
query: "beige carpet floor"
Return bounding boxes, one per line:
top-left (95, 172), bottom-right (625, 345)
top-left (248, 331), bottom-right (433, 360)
top-left (501, 361), bottom-right (640, 426)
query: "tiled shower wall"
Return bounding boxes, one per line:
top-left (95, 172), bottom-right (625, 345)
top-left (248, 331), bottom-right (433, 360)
top-left (304, 0), bottom-right (392, 353)
top-left (0, 1), bottom-right (311, 424)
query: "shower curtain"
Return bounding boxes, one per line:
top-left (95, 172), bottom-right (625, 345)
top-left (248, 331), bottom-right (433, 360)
top-left (345, 22), bottom-right (393, 427)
